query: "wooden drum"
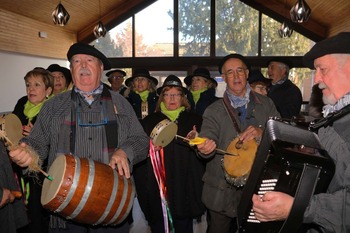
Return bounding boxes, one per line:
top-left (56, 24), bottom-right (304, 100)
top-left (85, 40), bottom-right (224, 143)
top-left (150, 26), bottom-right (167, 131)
top-left (222, 137), bottom-right (258, 187)
top-left (150, 119), bottom-right (178, 147)
top-left (41, 154), bottom-right (135, 226)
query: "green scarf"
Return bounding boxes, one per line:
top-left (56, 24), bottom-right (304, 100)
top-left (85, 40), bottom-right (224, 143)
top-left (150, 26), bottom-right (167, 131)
top-left (136, 90), bottom-right (150, 102)
top-left (160, 102), bottom-right (185, 121)
top-left (23, 97), bottom-right (51, 123)
top-left (191, 88), bottom-right (207, 104)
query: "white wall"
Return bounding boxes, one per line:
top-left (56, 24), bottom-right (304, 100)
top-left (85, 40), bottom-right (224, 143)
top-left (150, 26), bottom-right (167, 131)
top-left (0, 50), bottom-right (69, 113)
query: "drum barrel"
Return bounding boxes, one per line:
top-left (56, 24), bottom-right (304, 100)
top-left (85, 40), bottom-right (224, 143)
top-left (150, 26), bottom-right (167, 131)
top-left (41, 154), bottom-right (135, 225)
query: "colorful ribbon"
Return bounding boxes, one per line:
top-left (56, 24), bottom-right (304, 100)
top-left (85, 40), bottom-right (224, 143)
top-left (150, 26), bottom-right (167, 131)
top-left (149, 140), bottom-right (175, 233)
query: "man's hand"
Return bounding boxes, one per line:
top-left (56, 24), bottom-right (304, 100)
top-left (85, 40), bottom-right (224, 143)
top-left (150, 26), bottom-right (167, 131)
top-left (0, 188), bottom-right (16, 208)
top-left (239, 125), bottom-right (263, 143)
top-left (9, 142), bottom-right (32, 167)
top-left (252, 191), bottom-right (293, 222)
top-left (109, 149), bottom-right (131, 178)
top-left (197, 138), bottom-right (216, 156)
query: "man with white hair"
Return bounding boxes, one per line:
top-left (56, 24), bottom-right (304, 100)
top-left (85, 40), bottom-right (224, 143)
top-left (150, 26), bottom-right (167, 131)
top-left (252, 32), bottom-right (350, 233)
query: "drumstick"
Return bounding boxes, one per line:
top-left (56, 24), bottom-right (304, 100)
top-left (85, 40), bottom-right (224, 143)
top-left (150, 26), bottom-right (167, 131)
top-left (175, 135), bottom-right (238, 156)
top-left (0, 130), bottom-right (53, 181)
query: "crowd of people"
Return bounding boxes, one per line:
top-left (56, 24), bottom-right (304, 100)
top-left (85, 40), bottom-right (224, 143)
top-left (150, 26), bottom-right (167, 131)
top-left (1, 31), bottom-right (350, 233)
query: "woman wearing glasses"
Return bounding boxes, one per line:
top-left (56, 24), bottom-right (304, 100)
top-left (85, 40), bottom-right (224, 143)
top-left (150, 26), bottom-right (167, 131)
top-left (133, 75), bottom-right (206, 233)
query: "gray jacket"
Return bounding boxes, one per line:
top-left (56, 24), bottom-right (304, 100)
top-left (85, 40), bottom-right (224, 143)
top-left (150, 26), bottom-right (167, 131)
top-left (199, 92), bottom-right (280, 218)
top-left (304, 112), bottom-right (350, 232)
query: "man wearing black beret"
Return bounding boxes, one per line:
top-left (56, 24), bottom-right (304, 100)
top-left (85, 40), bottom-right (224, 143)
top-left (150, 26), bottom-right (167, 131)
top-left (267, 57), bottom-right (303, 120)
top-left (106, 69), bottom-right (128, 96)
top-left (252, 32), bottom-right (350, 233)
top-left (9, 42), bottom-right (149, 233)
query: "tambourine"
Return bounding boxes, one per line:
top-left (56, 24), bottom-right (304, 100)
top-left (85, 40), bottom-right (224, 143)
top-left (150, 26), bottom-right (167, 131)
top-left (150, 119), bottom-right (178, 147)
top-left (0, 113), bottom-right (23, 146)
top-left (222, 137), bottom-right (258, 187)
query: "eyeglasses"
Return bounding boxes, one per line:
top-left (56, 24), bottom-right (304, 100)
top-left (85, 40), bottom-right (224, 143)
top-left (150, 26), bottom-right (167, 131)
top-left (77, 104), bottom-right (108, 127)
top-left (224, 68), bottom-right (247, 78)
top-left (163, 93), bottom-right (183, 99)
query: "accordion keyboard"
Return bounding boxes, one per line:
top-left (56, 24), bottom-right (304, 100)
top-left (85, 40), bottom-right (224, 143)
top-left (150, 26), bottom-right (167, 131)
top-left (247, 179), bottom-right (278, 223)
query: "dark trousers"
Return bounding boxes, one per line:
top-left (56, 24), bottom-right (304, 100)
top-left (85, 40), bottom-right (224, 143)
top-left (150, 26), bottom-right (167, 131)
top-left (49, 221), bottom-right (130, 233)
top-left (206, 210), bottom-right (237, 233)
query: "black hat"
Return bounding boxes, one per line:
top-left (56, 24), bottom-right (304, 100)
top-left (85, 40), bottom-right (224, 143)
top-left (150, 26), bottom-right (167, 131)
top-left (218, 54), bottom-right (251, 74)
top-left (66, 42), bottom-right (111, 70)
top-left (106, 69), bottom-right (127, 78)
top-left (47, 64), bottom-right (72, 84)
top-left (125, 68), bottom-right (158, 87)
top-left (303, 32), bottom-right (350, 69)
top-left (248, 69), bottom-right (270, 85)
top-left (267, 57), bottom-right (293, 69)
top-left (184, 67), bottom-right (218, 87)
top-left (157, 75), bottom-right (188, 95)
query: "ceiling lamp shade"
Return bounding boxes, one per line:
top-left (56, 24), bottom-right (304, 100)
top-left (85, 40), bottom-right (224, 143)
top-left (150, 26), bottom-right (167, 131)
top-left (52, 2), bottom-right (70, 26)
top-left (290, 0), bottom-right (311, 23)
top-left (278, 21), bottom-right (293, 38)
top-left (93, 21), bottom-right (107, 38)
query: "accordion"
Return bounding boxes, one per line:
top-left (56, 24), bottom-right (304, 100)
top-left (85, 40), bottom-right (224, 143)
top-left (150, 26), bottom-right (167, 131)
top-left (238, 119), bottom-right (335, 233)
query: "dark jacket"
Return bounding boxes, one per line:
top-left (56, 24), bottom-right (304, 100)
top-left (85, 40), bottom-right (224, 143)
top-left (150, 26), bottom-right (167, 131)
top-left (187, 88), bottom-right (219, 116)
top-left (13, 96), bottom-right (37, 125)
top-left (134, 111), bottom-right (205, 226)
top-left (0, 142), bottom-right (28, 233)
top-left (127, 91), bottom-right (158, 120)
top-left (268, 79), bottom-right (303, 120)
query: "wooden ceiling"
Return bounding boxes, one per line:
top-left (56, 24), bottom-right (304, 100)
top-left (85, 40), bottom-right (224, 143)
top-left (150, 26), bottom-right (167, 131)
top-left (0, 0), bottom-right (349, 60)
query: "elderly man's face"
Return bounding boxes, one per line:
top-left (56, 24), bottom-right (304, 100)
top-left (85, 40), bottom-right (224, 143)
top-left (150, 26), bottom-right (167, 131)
top-left (221, 58), bottom-right (249, 97)
top-left (267, 62), bottom-right (287, 84)
top-left (109, 71), bottom-right (125, 91)
top-left (314, 54), bottom-right (350, 105)
top-left (70, 54), bottom-right (103, 92)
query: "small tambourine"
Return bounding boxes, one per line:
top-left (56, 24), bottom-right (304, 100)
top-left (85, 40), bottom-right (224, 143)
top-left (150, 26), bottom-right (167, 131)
top-left (0, 113), bottom-right (23, 146)
top-left (150, 119), bottom-right (178, 147)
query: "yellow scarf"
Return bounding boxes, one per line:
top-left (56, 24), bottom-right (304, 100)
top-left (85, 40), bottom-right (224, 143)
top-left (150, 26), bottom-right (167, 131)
top-left (23, 96), bottom-right (51, 123)
top-left (191, 88), bottom-right (207, 104)
top-left (160, 102), bottom-right (185, 121)
top-left (136, 90), bottom-right (150, 102)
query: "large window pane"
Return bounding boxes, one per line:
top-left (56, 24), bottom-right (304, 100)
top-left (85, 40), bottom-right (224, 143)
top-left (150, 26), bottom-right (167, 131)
top-left (92, 18), bottom-right (133, 57)
top-left (216, 0), bottom-right (259, 56)
top-left (261, 14), bottom-right (315, 56)
top-left (135, 0), bottom-right (174, 57)
top-left (179, 0), bottom-right (211, 56)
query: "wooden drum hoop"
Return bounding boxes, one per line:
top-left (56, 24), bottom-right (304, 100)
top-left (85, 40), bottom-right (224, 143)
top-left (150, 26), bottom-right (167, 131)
top-left (150, 119), bottom-right (178, 147)
top-left (0, 113), bottom-right (22, 146)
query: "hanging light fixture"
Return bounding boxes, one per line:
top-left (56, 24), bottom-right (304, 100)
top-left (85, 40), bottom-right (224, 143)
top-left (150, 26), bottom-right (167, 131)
top-left (93, 0), bottom-right (107, 38)
top-left (52, 2), bottom-right (70, 26)
top-left (278, 21), bottom-right (293, 38)
top-left (278, 0), bottom-right (293, 38)
top-left (290, 0), bottom-right (311, 23)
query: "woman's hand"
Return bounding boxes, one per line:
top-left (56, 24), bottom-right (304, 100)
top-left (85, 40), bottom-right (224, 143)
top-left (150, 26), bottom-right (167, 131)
top-left (22, 122), bottom-right (33, 136)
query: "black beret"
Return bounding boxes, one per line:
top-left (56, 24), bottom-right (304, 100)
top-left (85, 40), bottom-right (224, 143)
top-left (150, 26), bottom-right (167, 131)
top-left (218, 54), bottom-right (251, 74)
top-left (67, 42), bottom-right (111, 70)
top-left (106, 69), bottom-right (126, 77)
top-left (47, 64), bottom-right (72, 84)
top-left (303, 32), bottom-right (350, 69)
top-left (267, 57), bottom-right (293, 69)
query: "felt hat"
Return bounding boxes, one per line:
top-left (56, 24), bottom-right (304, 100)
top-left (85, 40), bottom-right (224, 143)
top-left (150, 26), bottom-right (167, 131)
top-left (157, 75), bottom-right (188, 95)
top-left (303, 32), bottom-right (350, 69)
top-left (47, 64), bottom-right (72, 84)
top-left (218, 54), bottom-right (251, 74)
top-left (248, 69), bottom-right (270, 85)
top-left (66, 42), bottom-right (111, 70)
top-left (125, 68), bottom-right (158, 87)
top-left (267, 57), bottom-right (293, 69)
top-left (184, 67), bottom-right (218, 87)
top-left (106, 69), bottom-right (126, 78)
